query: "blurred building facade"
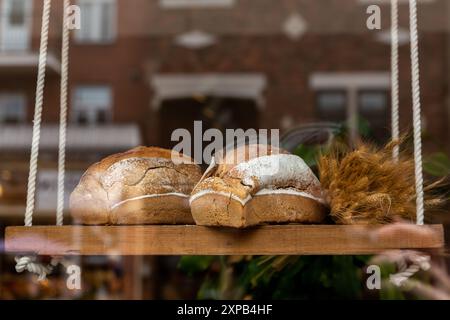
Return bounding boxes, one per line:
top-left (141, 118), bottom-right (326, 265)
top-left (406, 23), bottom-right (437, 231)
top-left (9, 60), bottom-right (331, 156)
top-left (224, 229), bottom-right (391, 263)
top-left (1, 0), bottom-right (449, 214)
top-left (0, 0), bottom-right (449, 300)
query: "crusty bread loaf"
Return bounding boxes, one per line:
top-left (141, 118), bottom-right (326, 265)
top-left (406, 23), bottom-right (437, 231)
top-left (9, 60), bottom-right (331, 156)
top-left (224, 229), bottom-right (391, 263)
top-left (70, 146), bottom-right (202, 225)
top-left (190, 144), bottom-right (327, 228)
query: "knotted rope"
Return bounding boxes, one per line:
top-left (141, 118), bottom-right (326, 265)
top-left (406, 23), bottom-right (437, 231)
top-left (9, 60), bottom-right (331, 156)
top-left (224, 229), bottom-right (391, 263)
top-left (389, 254), bottom-right (430, 287)
top-left (16, 0), bottom-right (71, 281)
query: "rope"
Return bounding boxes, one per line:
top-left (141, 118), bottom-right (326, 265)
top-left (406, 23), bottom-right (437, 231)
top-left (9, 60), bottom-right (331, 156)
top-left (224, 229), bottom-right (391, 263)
top-left (16, 0), bottom-right (52, 281)
top-left (15, 256), bottom-right (60, 281)
top-left (15, 256), bottom-right (73, 281)
top-left (24, 0), bottom-right (51, 226)
top-left (16, 0), bottom-right (71, 281)
top-left (56, 0), bottom-right (70, 226)
top-left (409, 0), bottom-right (425, 225)
top-left (389, 254), bottom-right (430, 287)
top-left (391, 0), bottom-right (400, 161)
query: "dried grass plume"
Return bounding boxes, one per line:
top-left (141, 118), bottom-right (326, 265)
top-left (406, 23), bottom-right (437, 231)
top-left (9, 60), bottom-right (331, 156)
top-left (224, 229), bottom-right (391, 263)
top-left (318, 140), bottom-right (443, 225)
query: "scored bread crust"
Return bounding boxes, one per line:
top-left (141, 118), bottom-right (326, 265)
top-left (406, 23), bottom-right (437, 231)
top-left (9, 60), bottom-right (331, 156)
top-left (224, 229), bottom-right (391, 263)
top-left (190, 144), bottom-right (327, 228)
top-left (70, 146), bottom-right (202, 225)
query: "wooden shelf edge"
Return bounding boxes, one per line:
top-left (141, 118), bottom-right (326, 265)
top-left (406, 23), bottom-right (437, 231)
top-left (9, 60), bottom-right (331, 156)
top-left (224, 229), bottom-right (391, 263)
top-left (4, 224), bottom-right (445, 256)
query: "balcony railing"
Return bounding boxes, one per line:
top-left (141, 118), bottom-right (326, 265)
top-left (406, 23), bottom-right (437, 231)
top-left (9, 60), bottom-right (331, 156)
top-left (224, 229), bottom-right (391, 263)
top-left (0, 124), bottom-right (142, 151)
top-left (0, 49), bottom-right (61, 74)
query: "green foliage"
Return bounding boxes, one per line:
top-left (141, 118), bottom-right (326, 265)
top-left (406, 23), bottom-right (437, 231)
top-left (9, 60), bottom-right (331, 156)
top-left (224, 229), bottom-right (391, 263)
top-left (197, 275), bottom-right (221, 300)
top-left (177, 255), bottom-right (372, 299)
top-left (424, 152), bottom-right (450, 177)
top-left (292, 144), bottom-right (323, 168)
top-left (178, 256), bottom-right (216, 276)
top-left (179, 256), bottom-right (245, 299)
top-left (332, 118), bottom-right (372, 140)
top-left (378, 263), bottom-right (406, 300)
top-left (239, 256), bottom-right (370, 299)
top-left (357, 118), bottom-right (372, 138)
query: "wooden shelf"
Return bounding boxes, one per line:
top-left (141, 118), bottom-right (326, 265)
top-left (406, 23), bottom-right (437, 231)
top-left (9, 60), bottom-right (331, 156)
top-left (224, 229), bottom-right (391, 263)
top-left (4, 224), bottom-right (444, 256)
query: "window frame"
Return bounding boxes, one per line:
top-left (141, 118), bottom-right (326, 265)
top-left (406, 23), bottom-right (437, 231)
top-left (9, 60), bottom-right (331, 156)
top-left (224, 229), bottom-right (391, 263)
top-left (358, 0), bottom-right (434, 4)
top-left (358, 89), bottom-right (389, 115)
top-left (314, 88), bottom-right (391, 142)
top-left (159, 0), bottom-right (235, 9)
top-left (9, 0), bottom-right (27, 26)
top-left (0, 0), bottom-right (33, 51)
top-left (315, 89), bottom-right (348, 123)
top-left (74, 0), bottom-right (117, 45)
top-left (0, 92), bottom-right (27, 124)
top-left (357, 89), bottom-right (390, 141)
top-left (71, 85), bottom-right (113, 125)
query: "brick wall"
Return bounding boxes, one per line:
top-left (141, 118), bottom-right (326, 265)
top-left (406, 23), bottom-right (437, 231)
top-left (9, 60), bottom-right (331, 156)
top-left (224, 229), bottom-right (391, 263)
top-left (2, 0), bottom-right (448, 154)
top-left (145, 32), bottom-right (448, 152)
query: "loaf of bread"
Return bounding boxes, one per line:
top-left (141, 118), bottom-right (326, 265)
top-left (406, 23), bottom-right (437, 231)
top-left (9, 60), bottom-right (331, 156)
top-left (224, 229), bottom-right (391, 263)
top-left (190, 144), bottom-right (327, 228)
top-left (70, 146), bottom-right (202, 225)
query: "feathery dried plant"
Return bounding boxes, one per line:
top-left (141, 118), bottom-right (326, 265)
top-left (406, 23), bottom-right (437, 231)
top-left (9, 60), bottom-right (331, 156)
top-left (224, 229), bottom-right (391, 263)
top-left (318, 140), bottom-right (444, 224)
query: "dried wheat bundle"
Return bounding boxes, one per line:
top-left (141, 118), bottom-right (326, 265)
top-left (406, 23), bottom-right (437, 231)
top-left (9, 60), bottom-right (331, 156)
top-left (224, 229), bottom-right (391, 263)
top-left (318, 140), bottom-right (444, 225)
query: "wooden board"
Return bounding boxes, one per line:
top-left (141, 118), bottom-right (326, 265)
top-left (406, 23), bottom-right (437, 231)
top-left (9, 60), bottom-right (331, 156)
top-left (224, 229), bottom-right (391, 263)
top-left (4, 224), bottom-right (444, 256)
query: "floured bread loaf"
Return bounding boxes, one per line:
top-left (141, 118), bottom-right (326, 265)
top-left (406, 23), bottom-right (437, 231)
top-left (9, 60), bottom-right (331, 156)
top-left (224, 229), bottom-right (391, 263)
top-left (190, 144), bottom-right (327, 228)
top-left (70, 146), bottom-right (202, 225)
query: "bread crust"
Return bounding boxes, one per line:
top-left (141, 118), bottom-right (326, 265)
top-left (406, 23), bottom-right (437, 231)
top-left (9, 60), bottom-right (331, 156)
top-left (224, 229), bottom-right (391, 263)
top-left (190, 192), bottom-right (327, 228)
top-left (70, 146), bottom-right (201, 225)
top-left (190, 144), bottom-right (327, 228)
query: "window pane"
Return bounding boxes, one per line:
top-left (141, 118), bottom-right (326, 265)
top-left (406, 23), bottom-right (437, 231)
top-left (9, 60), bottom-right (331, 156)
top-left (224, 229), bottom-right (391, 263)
top-left (9, 0), bottom-right (26, 26)
top-left (359, 92), bottom-right (387, 113)
top-left (100, 2), bottom-right (114, 41)
top-left (73, 86), bottom-right (112, 124)
top-left (78, 2), bottom-right (94, 40)
top-left (76, 0), bottom-right (115, 43)
top-left (358, 91), bottom-right (389, 142)
top-left (316, 91), bottom-right (346, 123)
top-left (160, 0), bottom-right (235, 9)
top-left (0, 94), bottom-right (26, 123)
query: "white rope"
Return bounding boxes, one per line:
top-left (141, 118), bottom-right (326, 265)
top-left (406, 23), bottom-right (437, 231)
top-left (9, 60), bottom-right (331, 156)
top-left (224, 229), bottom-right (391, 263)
top-left (56, 0), bottom-right (71, 226)
top-left (24, 0), bottom-right (51, 226)
top-left (15, 256), bottom-right (60, 281)
top-left (390, 254), bottom-right (430, 287)
top-left (16, 0), bottom-right (72, 281)
top-left (409, 0), bottom-right (425, 225)
top-left (16, 0), bottom-right (52, 281)
top-left (391, 0), bottom-right (400, 161)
